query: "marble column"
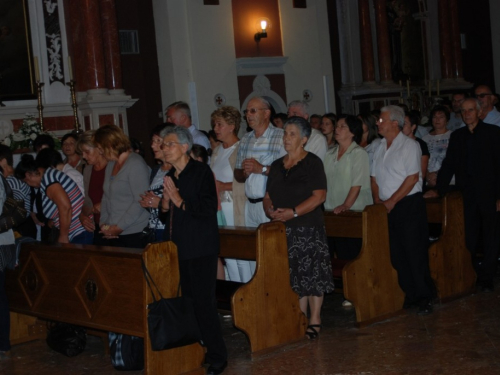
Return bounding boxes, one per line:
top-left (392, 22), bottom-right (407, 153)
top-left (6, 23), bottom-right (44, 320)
top-left (82, 0), bottom-right (107, 94)
top-left (449, 0), bottom-right (463, 79)
top-left (99, 0), bottom-right (124, 94)
top-left (437, 0), bottom-right (453, 79)
top-left (358, 0), bottom-right (375, 83)
top-left (373, 0), bottom-right (392, 83)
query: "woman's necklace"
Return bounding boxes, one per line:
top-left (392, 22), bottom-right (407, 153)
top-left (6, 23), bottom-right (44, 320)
top-left (283, 151), bottom-right (307, 178)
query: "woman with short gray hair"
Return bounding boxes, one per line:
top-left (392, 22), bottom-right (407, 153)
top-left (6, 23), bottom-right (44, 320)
top-left (159, 126), bottom-right (227, 372)
top-left (264, 116), bottom-right (334, 340)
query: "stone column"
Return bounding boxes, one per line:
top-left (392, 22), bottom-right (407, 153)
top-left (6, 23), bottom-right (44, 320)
top-left (81, 0), bottom-right (107, 94)
top-left (449, 0), bottom-right (463, 79)
top-left (358, 0), bottom-right (375, 83)
top-left (99, 0), bottom-right (124, 94)
top-left (373, 0), bottom-right (392, 83)
top-left (437, 0), bottom-right (453, 79)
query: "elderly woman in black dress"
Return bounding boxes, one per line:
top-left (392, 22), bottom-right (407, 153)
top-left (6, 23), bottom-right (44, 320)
top-left (159, 126), bottom-right (227, 374)
top-left (263, 116), bottom-right (334, 340)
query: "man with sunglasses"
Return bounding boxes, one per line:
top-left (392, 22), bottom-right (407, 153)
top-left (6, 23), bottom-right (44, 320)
top-left (474, 85), bottom-right (500, 126)
top-left (234, 96), bottom-right (286, 282)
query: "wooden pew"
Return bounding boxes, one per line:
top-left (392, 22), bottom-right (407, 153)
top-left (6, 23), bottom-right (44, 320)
top-left (218, 221), bottom-right (307, 354)
top-left (324, 204), bottom-right (405, 327)
top-left (425, 191), bottom-right (476, 301)
top-left (7, 242), bottom-right (205, 375)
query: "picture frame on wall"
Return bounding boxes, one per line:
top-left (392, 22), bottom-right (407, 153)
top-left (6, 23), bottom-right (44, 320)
top-left (0, 0), bottom-right (36, 101)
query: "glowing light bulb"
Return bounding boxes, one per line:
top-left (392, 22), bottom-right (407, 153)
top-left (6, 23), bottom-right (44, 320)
top-left (260, 20), bottom-right (267, 31)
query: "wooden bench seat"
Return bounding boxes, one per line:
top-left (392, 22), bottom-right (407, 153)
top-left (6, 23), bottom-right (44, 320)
top-left (218, 222), bottom-right (307, 354)
top-left (7, 242), bottom-right (205, 375)
top-left (324, 204), bottom-right (405, 327)
top-left (425, 191), bottom-right (476, 301)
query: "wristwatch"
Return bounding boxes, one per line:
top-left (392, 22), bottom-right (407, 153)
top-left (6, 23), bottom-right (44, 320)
top-left (293, 207), bottom-right (298, 218)
top-left (261, 166), bottom-right (268, 175)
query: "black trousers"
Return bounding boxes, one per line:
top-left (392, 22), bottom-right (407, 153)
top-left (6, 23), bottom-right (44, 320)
top-left (179, 253), bottom-right (227, 366)
top-left (388, 193), bottom-right (434, 304)
top-left (463, 195), bottom-right (500, 282)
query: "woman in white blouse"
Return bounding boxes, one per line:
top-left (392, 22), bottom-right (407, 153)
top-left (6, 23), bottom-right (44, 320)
top-left (209, 106), bottom-right (248, 282)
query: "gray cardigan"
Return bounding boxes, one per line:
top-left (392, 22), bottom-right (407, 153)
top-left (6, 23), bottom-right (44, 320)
top-left (100, 153), bottom-right (150, 235)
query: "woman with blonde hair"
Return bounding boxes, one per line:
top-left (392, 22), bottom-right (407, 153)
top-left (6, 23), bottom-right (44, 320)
top-left (210, 106), bottom-right (247, 281)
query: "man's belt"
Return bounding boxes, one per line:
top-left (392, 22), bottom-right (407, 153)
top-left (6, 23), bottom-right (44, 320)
top-left (248, 197), bottom-right (264, 204)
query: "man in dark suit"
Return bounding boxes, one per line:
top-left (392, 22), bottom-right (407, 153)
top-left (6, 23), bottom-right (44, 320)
top-left (424, 98), bottom-right (500, 292)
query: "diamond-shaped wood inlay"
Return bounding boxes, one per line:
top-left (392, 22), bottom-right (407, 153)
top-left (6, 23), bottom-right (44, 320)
top-left (18, 253), bottom-right (48, 308)
top-left (75, 259), bottom-right (111, 319)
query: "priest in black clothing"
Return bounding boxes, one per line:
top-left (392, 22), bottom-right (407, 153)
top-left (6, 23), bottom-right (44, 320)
top-left (424, 98), bottom-right (500, 292)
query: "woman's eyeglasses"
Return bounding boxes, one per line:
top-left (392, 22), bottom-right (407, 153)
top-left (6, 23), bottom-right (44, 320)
top-left (160, 141), bottom-right (182, 150)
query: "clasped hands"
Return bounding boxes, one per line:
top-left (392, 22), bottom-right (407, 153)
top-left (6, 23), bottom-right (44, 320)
top-left (160, 176), bottom-right (183, 209)
top-left (139, 190), bottom-right (161, 209)
top-left (267, 205), bottom-right (294, 222)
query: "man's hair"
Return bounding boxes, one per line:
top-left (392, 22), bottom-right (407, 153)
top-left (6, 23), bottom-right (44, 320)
top-left (249, 96), bottom-right (271, 110)
top-left (462, 98), bottom-right (481, 111)
top-left (166, 101), bottom-right (191, 118)
top-left (452, 91), bottom-right (468, 99)
top-left (310, 114), bottom-right (321, 121)
top-left (287, 100), bottom-right (309, 116)
top-left (380, 105), bottom-right (405, 128)
top-left (33, 134), bottom-right (55, 152)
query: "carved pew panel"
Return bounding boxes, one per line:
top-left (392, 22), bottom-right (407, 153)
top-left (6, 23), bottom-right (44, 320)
top-left (219, 222), bottom-right (307, 354)
top-left (7, 242), bottom-right (205, 375)
top-left (143, 242), bottom-right (205, 375)
top-left (425, 192), bottom-right (476, 301)
top-left (324, 205), bottom-right (405, 327)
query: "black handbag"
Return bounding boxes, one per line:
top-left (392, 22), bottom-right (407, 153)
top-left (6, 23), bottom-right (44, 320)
top-left (0, 175), bottom-right (28, 233)
top-left (46, 322), bottom-right (86, 357)
top-left (142, 260), bottom-right (202, 351)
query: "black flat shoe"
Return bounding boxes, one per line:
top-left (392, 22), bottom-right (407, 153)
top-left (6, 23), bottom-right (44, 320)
top-left (207, 361), bottom-right (227, 375)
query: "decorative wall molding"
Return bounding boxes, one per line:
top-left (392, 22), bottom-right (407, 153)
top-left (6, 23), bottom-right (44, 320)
top-left (236, 56), bottom-right (288, 76)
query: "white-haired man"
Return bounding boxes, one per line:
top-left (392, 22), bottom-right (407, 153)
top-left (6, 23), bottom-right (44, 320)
top-left (287, 100), bottom-right (328, 161)
top-left (165, 101), bottom-right (210, 149)
top-left (371, 105), bottom-right (434, 315)
top-left (234, 96), bottom-right (286, 282)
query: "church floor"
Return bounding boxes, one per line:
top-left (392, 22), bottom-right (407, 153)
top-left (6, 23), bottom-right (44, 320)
top-left (1, 277), bottom-right (499, 375)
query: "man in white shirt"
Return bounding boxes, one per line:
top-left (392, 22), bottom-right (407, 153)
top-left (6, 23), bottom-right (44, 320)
top-left (371, 105), bottom-right (434, 315)
top-left (165, 101), bottom-right (211, 150)
top-left (474, 85), bottom-right (500, 126)
top-left (287, 100), bottom-right (327, 161)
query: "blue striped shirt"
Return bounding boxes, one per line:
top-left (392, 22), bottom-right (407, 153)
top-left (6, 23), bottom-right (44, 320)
top-left (41, 168), bottom-right (85, 240)
top-left (6, 176), bottom-right (31, 216)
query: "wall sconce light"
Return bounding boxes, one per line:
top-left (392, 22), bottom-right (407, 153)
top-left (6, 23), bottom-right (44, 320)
top-left (255, 19), bottom-right (268, 42)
